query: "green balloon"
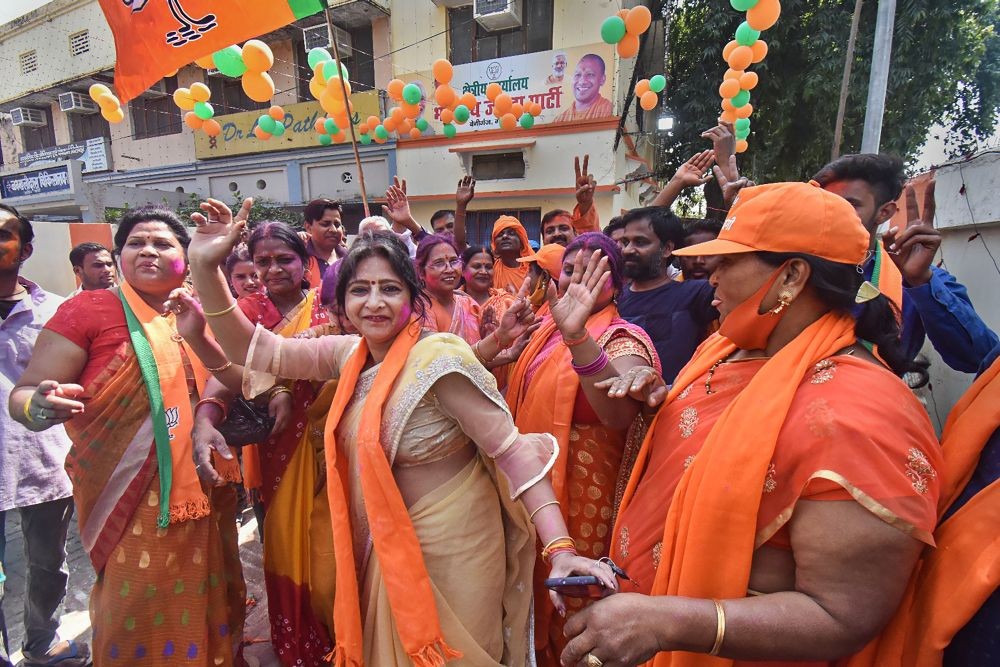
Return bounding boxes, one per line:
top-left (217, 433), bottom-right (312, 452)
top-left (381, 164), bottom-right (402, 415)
top-left (443, 123), bottom-right (457, 138)
top-left (519, 113), bottom-right (535, 129)
top-left (322, 59), bottom-right (342, 82)
top-left (212, 46), bottom-right (247, 78)
top-left (415, 117), bottom-right (429, 131)
top-left (402, 83), bottom-right (422, 105)
top-left (735, 21), bottom-right (761, 47)
top-left (734, 118), bottom-right (751, 132)
top-left (730, 0), bottom-right (760, 11)
top-left (649, 75), bottom-right (667, 93)
top-left (374, 125), bottom-right (389, 140)
top-left (735, 127), bottom-right (750, 140)
top-left (730, 89), bottom-right (751, 108)
top-left (318, 133), bottom-right (333, 146)
top-left (271, 122), bottom-right (285, 137)
top-left (258, 115), bottom-right (276, 134)
top-left (600, 16), bottom-right (627, 44)
top-left (339, 62), bottom-right (350, 81)
top-left (453, 105), bottom-right (470, 124)
top-left (324, 118), bottom-right (338, 134)
top-left (193, 101), bottom-right (214, 120)
top-left (360, 133), bottom-right (372, 145)
top-left (307, 48), bottom-right (331, 70)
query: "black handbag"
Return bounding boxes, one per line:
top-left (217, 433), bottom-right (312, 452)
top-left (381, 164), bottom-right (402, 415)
top-left (216, 396), bottom-right (275, 446)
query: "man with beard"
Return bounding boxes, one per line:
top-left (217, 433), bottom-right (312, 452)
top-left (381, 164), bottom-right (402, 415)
top-left (540, 155), bottom-right (600, 246)
top-left (616, 206), bottom-right (717, 383)
top-left (545, 51), bottom-right (568, 85)
top-left (302, 198), bottom-right (347, 286)
top-left (554, 54), bottom-right (613, 123)
top-left (68, 242), bottom-right (116, 293)
top-left (677, 219), bottom-right (723, 281)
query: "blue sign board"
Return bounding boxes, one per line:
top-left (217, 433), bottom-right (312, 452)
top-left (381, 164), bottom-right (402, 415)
top-left (0, 165), bottom-right (73, 199)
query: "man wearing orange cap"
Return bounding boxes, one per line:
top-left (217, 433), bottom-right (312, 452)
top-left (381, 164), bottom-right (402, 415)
top-left (491, 215), bottom-right (533, 293)
top-left (561, 182), bottom-right (942, 667)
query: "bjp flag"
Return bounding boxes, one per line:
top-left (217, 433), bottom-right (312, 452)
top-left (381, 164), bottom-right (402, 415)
top-left (98, 0), bottom-right (325, 102)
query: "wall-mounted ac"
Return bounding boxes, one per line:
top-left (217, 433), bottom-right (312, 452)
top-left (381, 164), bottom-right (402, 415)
top-left (140, 80), bottom-right (169, 98)
top-left (474, 0), bottom-right (522, 31)
top-left (59, 91), bottom-right (99, 114)
top-left (303, 24), bottom-right (353, 60)
top-left (10, 107), bottom-right (47, 127)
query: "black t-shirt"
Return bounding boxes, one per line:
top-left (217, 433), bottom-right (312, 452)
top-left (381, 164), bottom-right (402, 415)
top-left (617, 279), bottom-right (717, 383)
top-left (0, 299), bottom-right (20, 319)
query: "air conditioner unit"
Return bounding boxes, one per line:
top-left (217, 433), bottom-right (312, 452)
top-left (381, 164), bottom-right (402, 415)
top-left (59, 91), bottom-right (99, 114)
top-left (474, 0), bottom-right (522, 31)
top-left (10, 107), bottom-right (47, 127)
top-left (302, 23), bottom-right (352, 60)
top-left (140, 80), bottom-right (169, 98)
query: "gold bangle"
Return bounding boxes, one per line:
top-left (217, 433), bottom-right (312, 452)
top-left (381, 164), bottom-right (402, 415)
top-left (204, 302), bottom-right (237, 318)
top-left (528, 500), bottom-right (560, 522)
top-left (23, 395), bottom-right (35, 423)
top-left (268, 385), bottom-right (293, 399)
top-left (709, 599), bottom-right (726, 656)
top-left (206, 360), bottom-right (232, 373)
top-left (195, 397), bottom-right (229, 420)
top-left (472, 341), bottom-right (487, 365)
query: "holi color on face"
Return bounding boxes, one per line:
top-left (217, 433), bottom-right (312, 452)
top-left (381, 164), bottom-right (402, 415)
top-left (170, 257), bottom-right (187, 276)
top-left (0, 238), bottom-right (20, 271)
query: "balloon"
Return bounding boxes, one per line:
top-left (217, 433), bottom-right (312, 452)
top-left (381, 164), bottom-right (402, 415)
top-left (529, 101), bottom-right (543, 116)
top-left (373, 133), bottom-right (387, 144)
top-left (415, 117), bottom-right (430, 131)
top-left (639, 90), bottom-right (658, 111)
top-left (460, 92), bottom-right (478, 109)
top-left (730, 89), bottom-right (750, 108)
top-left (322, 59), bottom-right (344, 82)
top-left (719, 79), bottom-right (741, 98)
top-left (727, 45), bottom-right (753, 71)
top-left (440, 108), bottom-right (454, 124)
top-left (409, 127), bottom-right (422, 139)
top-left (185, 112), bottom-right (204, 130)
top-left (324, 118), bottom-right (338, 134)
top-left (308, 48), bottom-right (332, 69)
top-left (735, 21), bottom-right (761, 47)
top-left (443, 123), bottom-right (457, 138)
top-left (374, 124), bottom-right (389, 140)
top-left (735, 139), bottom-right (749, 153)
top-left (102, 107), bottom-right (124, 123)
top-left (242, 71), bottom-right (274, 102)
top-left (314, 118), bottom-right (327, 133)
top-left (453, 105), bottom-right (470, 124)
top-left (268, 105), bottom-right (285, 121)
top-left (734, 118), bottom-right (751, 133)
top-left (367, 115), bottom-right (380, 129)
top-left (617, 33), bottom-right (640, 58)
top-left (89, 83), bottom-right (112, 100)
top-left (724, 68), bottom-right (743, 80)
top-left (255, 126), bottom-right (271, 140)
top-left (735, 103), bottom-right (754, 119)
top-left (507, 103), bottom-right (521, 119)
top-left (401, 102), bottom-right (421, 119)
top-left (173, 88), bottom-right (196, 110)
top-left (433, 59), bottom-right (454, 84)
top-left (213, 46), bottom-right (247, 77)
top-left (500, 113), bottom-right (517, 131)
top-left (271, 122), bottom-right (285, 137)
top-left (194, 54), bottom-right (216, 69)
top-left (519, 113), bottom-right (535, 129)
top-left (383, 117), bottom-right (397, 132)
top-left (601, 16), bottom-right (627, 44)
top-left (95, 93), bottom-right (119, 111)
top-left (390, 106), bottom-right (406, 124)
top-left (730, 0), bottom-right (760, 10)
top-left (193, 101), bottom-right (214, 120)
top-left (202, 119), bottom-right (222, 137)
top-left (384, 79), bottom-right (402, 101)
top-left (634, 79), bottom-right (651, 97)
top-left (720, 109), bottom-right (738, 124)
top-left (721, 98), bottom-right (736, 112)
top-left (331, 131), bottom-right (345, 143)
top-left (309, 78), bottom-right (326, 100)
top-left (434, 85), bottom-right (455, 107)
top-left (257, 115), bottom-right (276, 134)
top-left (722, 40), bottom-right (739, 61)
top-left (493, 93), bottom-right (512, 115)
top-left (189, 82), bottom-right (210, 102)
top-left (485, 83), bottom-right (503, 101)
top-left (625, 5), bottom-right (653, 35)
top-left (320, 89), bottom-right (346, 116)
top-left (649, 74), bottom-right (667, 93)
top-left (747, 0), bottom-right (781, 31)
top-left (739, 71), bottom-right (759, 90)
top-left (402, 83), bottom-right (422, 105)
top-left (318, 133), bottom-right (332, 146)
top-left (617, 9), bottom-right (629, 20)
top-left (242, 40), bottom-right (273, 72)
top-left (360, 133), bottom-right (372, 145)
top-left (751, 40), bottom-right (769, 63)
top-left (398, 118), bottom-right (413, 134)
top-left (357, 122), bottom-right (370, 135)
top-left (735, 127), bottom-right (750, 140)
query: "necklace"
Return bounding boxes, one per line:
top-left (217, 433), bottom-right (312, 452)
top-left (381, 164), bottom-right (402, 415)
top-left (704, 354), bottom-right (770, 394)
top-left (0, 285), bottom-right (27, 300)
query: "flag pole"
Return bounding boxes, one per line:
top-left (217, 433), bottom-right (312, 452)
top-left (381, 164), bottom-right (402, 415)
top-left (326, 6), bottom-right (370, 216)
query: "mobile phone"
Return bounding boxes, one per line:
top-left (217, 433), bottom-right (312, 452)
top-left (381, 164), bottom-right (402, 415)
top-left (544, 575), bottom-right (606, 599)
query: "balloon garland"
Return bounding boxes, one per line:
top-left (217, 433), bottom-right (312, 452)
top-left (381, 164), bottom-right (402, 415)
top-left (634, 74), bottom-right (667, 111)
top-left (172, 81), bottom-right (221, 137)
top-left (719, 0), bottom-right (780, 152)
top-left (600, 6), bottom-right (652, 58)
top-left (201, 40), bottom-right (277, 103)
top-left (89, 84), bottom-right (125, 124)
top-left (254, 105), bottom-right (287, 140)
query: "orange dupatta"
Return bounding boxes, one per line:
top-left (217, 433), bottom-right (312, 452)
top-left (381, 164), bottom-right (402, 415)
top-left (492, 216), bottom-right (533, 293)
top-left (615, 312), bottom-right (857, 667)
top-left (322, 319), bottom-right (462, 667)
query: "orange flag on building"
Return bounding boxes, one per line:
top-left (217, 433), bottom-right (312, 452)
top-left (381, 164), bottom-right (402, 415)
top-left (98, 0), bottom-right (325, 102)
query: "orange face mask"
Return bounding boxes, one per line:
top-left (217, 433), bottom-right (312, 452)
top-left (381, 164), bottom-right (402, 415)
top-left (717, 263), bottom-right (790, 351)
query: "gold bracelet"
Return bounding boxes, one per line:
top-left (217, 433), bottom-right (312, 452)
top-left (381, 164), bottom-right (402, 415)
top-left (709, 599), bottom-right (726, 656)
top-left (23, 395), bottom-right (35, 423)
top-left (472, 341), bottom-right (487, 365)
top-left (204, 302), bottom-right (237, 318)
top-left (206, 360), bottom-right (232, 373)
top-left (528, 500), bottom-right (560, 522)
top-left (268, 385), bottom-right (293, 399)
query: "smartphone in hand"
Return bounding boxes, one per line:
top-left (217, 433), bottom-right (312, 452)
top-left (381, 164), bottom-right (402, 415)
top-left (544, 575), bottom-right (609, 599)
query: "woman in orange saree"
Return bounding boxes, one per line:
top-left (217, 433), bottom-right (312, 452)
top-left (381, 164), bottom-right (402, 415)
top-left (504, 233), bottom-right (658, 666)
top-left (11, 207), bottom-right (246, 667)
top-left (416, 234), bottom-right (481, 345)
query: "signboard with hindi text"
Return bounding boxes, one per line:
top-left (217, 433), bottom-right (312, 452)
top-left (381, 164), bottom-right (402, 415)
top-left (1, 164), bottom-right (73, 199)
top-left (18, 138), bottom-right (111, 174)
top-left (421, 43), bottom-right (617, 134)
top-left (193, 91), bottom-right (382, 160)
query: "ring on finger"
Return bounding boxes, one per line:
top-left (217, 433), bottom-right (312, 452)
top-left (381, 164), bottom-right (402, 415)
top-left (585, 654), bottom-right (604, 667)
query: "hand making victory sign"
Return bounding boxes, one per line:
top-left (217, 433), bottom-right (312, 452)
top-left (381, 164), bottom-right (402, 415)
top-left (882, 178), bottom-right (939, 286)
top-left (575, 154), bottom-right (597, 215)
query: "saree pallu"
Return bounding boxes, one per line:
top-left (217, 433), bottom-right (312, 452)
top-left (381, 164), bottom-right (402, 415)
top-left (424, 291), bottom-right (482, 346)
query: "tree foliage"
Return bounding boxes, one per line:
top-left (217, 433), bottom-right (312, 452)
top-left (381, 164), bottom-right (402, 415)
top-left (658, 0), bottom-right (1000, 183)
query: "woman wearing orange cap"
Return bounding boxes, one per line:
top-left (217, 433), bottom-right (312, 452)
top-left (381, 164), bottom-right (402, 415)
top-left (560, 183), bottom-right (942, 667)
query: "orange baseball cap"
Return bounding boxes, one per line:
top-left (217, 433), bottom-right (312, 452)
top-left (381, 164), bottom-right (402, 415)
top-left (517, 243), bottom-right (564, 280)
top-left (673, 181), bottom-right (870, 265)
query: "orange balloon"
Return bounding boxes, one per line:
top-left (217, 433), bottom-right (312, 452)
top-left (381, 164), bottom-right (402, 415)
top-left (409, 127), bottom-right (422, 139)
top-left (751, 40), bottom-right (769, 63)
top-left (314, 118), bottom-right (327, 133)
top-left (387, 79), bottom-right (405, 101)
top-left (510, 103), bottom-right (523, 118)
top-left (639, 90), bottom-right (658, 111)
top-left (625, 5), bottom-right (652, 35)
top-left (617, 8), bottom-right (629, 20)
top-left (486, 83), bottom-right (503, 101)
top-left (332, 131), bottom-right (346, 143)
top-left (309, 77), bottom-right (326, 100)
top-left (531, 101), bottom-right (543, 116)
top-left (373, 133), bottom-right (387, 144)
top-left (434, 85), bottom-right (455, 108)
top-left (398, 118), bottom-right (413, 134)
top-left (202, 119), bottom-right (222, 137)
top-left (268, 105), bottom-right (285, 121)
top-left (254, 126), bottom-right (270, 140)
top-left (357, 122), bottom-right (369, 135)
top-left (720, 109), bottom-right (738, 124)
top-left (721, 98), bottom-right (736, 111)
top-left (460, 92), bottom-right (478, 110)
top-left (722, 40), bottom-right (739, 61)
top-left (184, 112), bottom-right (204, 130)
top-left (189, 82), bottom-right (210, 103)
top-left (747, 0), bottom-right (781, 31)
top-left (493, 93), bottom-right (512, 115)
top-left (320, 89), bottom-right (346, 115)
top-left (383, 117), bottom-right (398, 132)
top-left (333, 113), bottom-right (350, 130)
top-left (719, 78), bottom-right (741, 98)
top-left (241, 40), bottom-right (274, 73)
top-left (735, 103), bottom-right (754, 119)
top-left (617, 33), bottom-right (640, 58)
top-left (400, 102), bottom-right (420, 119)
top-left (500, 113), bottom-right (517, 131)
top-left (432, 59), bottom-right (454, 85)
top-left (390, 106), bottom-right (405, 123)
top-left (634, 79), bottom-right (651, 96)
top-left (724, 68), bottom-right (743, 81)
top-left (735, 139), bottom-right (749, 153)
top-left (726, 45), bottom-right (753, 71)
top-left (440, 108), bottom-right (454, 124)
top-left (739, 71), bottom-right (759, 91)
top-left (194, 54), bottom-right (216, 69)
top-left (242, 71), bottom-right (275, 103)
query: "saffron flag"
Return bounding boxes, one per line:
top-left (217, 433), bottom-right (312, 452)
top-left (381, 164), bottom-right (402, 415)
top-left (98, 0), bottom-right (325, 102)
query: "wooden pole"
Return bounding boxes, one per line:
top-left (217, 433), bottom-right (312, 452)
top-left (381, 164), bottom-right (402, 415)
top-left (326, 7), bottom-right (370, 216)
top-left (832, 0), bottom-right (864, 160)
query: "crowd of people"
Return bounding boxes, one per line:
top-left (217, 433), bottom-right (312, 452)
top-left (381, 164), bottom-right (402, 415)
top-left (0, 119), bottom-right (997, 667)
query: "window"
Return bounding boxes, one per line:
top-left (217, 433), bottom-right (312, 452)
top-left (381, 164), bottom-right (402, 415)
top-left (69, 30), bottom-right (90, 56)
top-left (20, 50), bottom-right (37, 75)
top-left (69, 112), bottom-right (110, 142)
top-left (471, 151), bottom-right (525, 180)
top-left (464, 208), bottom-right (541, 247)
top-left (448, 0), bottom-right (553, 65)
top-left (21, 107), bottom-right (56, 151)
top-left (130, 76), bottom-right (182, 139)
top-left (207, 75), bottom-right (267, 115)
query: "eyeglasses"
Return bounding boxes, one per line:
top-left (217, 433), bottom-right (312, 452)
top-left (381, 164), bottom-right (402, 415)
top-left (428, 258), bottom-right (463, 271)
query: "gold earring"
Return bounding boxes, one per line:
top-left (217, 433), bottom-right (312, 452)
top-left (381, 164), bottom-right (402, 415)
top-left (769, 292), bottom-right (793, 315)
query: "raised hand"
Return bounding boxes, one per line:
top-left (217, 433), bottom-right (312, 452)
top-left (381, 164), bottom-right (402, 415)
top-left (164, 287), bottom-right (205, 342)
top-left (671, 149), bottom-right (715, 189)
top-left (189, 197), bottom-right (252, 267)
top-left (381, 181), bottom-right (413, 228)
top-left (883, 179), bottom-right (939, 286)
top-left (574, 154), bottom-right (597, 214)
top-left (712, 155), bottom-right (754, 210)
top-left (456, 175), bottom-right (476, 207)
top-left (496, 278), bottom-right (538, 347)
top-left (701, 121), bottom-right (737, 179)
top-left (548, 249), bottom-right (610, 339)
top-left (594, 365), bottom-right (668, 407)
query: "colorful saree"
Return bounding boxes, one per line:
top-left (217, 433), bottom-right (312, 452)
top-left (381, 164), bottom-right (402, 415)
top-left (423, 291), bottom-right (482, 345)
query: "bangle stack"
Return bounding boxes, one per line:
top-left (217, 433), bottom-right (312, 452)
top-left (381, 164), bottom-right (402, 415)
top-left (709, 599), bottom-right (726, 656)
top-left (195, 397), bottom-right (229, 420)
top-left (572, 348), bottom-right (609, 376)
top-left (268, 385), bottom-right (293, 400)
top-left (541, 536), bottom-right (577, 563)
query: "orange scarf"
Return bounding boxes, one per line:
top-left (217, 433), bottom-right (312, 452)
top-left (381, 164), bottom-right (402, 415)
top-left (616, 312), bottom-right (857, 667)
top-left (322, 318), bottom-right (462, 667)
top-left (874, 240), bottom-right (903, 312)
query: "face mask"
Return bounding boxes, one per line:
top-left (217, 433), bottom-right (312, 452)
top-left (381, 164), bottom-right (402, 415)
top-left (717, 263), bottom-right (791, 351)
